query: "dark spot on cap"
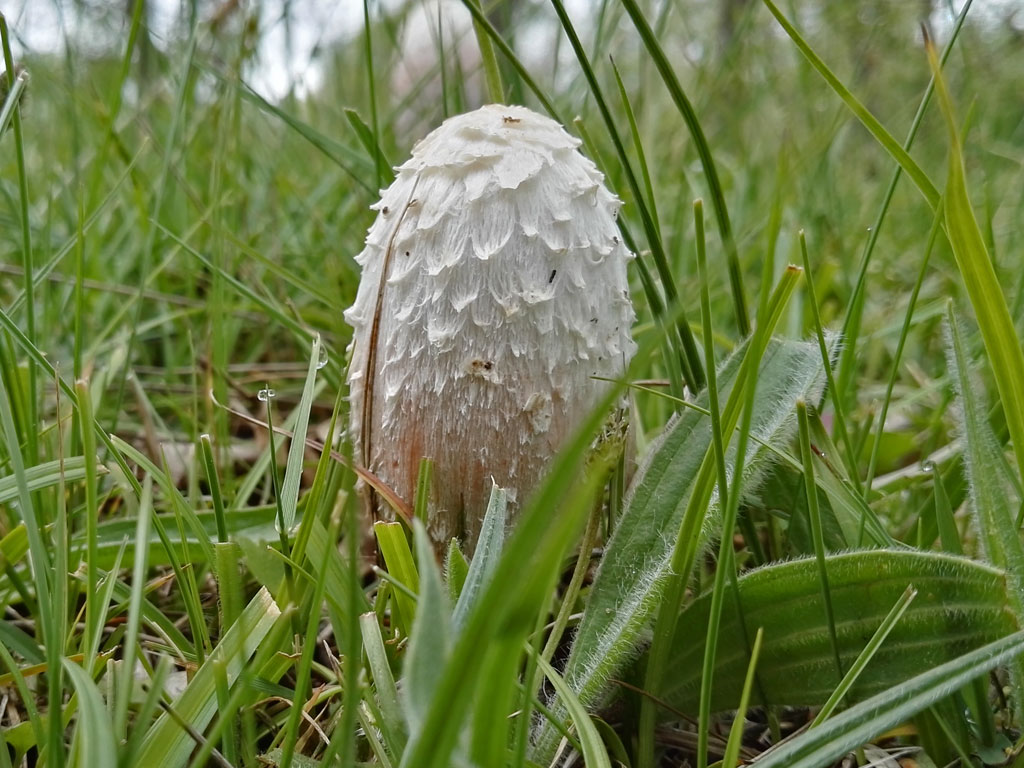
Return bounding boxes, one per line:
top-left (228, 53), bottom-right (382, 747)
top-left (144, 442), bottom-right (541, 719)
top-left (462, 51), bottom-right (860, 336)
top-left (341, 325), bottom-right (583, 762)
top-left (548, 269), bottom-right (557, 283)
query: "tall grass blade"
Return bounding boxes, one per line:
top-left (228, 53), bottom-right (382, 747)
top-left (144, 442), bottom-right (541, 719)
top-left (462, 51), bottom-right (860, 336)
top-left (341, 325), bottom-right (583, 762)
top-left (797, 401), bottom-right (843, 682)
top-left (536, 654), bottom-right (612, 768)
top-left (929, 40), bottom-right (1024, 489)
top-left (63, 660), bottom-right (117, 768)
top-left (277, 334), bottom-right (322, 532)
top-left (619, 0), bottom-right (749, 335)
top-left (836, 0), bottom-right (973, 410)
top-left (0, 353), bottom-right (60, 763)
top-left (452, 483), bottom-right (507, 631)
top-left (721, 627), bottom-right (763, 768)
top-left (810, 585), bottom-right (917, 727)
top-left (549, 0), bottom-right (705, 392)
top-left (761, 0), bottom-right (939, 208)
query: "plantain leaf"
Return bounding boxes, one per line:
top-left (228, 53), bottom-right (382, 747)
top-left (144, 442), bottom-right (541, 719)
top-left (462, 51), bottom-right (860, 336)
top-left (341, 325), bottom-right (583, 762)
top-left (664, 550), bottom-right (1018, 713)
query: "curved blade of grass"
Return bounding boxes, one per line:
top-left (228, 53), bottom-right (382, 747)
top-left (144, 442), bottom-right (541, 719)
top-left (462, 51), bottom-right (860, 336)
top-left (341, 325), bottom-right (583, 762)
top-left (235, 76), bottom-right (375, 193)
top-left (0, 356), bottom-right (60, 763)
top-left (0, 66), bottom-right (26, 136)
top-left (663, 550), bottom-right (1018, 712)
top-left (750, 630), bottom-right (1024, 768)
top-left (0, 303), bottom-right (143, 502)
top-left (134, 588), bottom-right (282, 768)
top-left (549, 0), bottom-right (705, 392)
top-left (535, 654), bottom-right (612, 768)
top-left (109, 436), bottom-right (215, 564)
top-left (0, 457), bottom-right (98, 506)
top-left (930, 41), bottom-right (1024, 490)
top-left (619, 0), bottom-right (749, 335)
top-left (835, 0), bottom-right (973, 417)
top-left (277, 334), bottom-right (321, 533)
top-left (761, 0), bottom-right (939, 209)
top-left (62, 660), bottom-right (117, 768)
top-left (811, 585), bottom-right (917, 727)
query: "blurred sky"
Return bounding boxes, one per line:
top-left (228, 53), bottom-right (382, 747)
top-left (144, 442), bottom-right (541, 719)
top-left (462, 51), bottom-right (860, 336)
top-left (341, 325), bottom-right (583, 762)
top-left (0, 0), bottom-right (594, 100)
top-left (0, 0), bottom-right (1017, 101)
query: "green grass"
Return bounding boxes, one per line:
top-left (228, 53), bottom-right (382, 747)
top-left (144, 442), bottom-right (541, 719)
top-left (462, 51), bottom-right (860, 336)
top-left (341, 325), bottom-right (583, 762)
top-left (1, 1), bottom-right (1024, 766)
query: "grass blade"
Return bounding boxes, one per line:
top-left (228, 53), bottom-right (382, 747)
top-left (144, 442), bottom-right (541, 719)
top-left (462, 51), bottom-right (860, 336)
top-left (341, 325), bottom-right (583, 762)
top-left (619, 0), bottom-right (749, 335)
top-left (721, 628), bottom-right (764, 768)
top-left (134, 588), bottom-right (282, 768)
top-left (63, 660), bottom-right (117, 768)
top-left (929, 38), bottom-right (1024, 490)
top-left (761, 0), bottom-right (939, 208)
top-left (750, 630), bottom-right (1024, 768)
top-left (277, 334), bottom-right (322, 533)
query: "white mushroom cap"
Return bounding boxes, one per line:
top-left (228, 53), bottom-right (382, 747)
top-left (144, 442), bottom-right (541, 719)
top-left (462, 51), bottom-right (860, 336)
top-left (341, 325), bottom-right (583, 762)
top-left (345, 103), bottom-right (637, 553)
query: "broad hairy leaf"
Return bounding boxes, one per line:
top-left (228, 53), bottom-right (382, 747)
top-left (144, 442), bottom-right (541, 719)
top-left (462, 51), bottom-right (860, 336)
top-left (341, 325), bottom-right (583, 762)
top-left (664, 549), bottom-right (1018, 713)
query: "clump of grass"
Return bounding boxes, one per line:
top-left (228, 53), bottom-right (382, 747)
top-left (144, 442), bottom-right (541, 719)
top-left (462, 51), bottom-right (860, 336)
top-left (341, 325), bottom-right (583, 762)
top-left (1, 2), bottom-right (1023, 767)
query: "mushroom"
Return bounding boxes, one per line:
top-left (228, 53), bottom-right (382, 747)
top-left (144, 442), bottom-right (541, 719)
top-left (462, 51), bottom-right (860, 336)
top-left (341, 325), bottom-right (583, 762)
top-left (345, 103), bottom-right (636, 555)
